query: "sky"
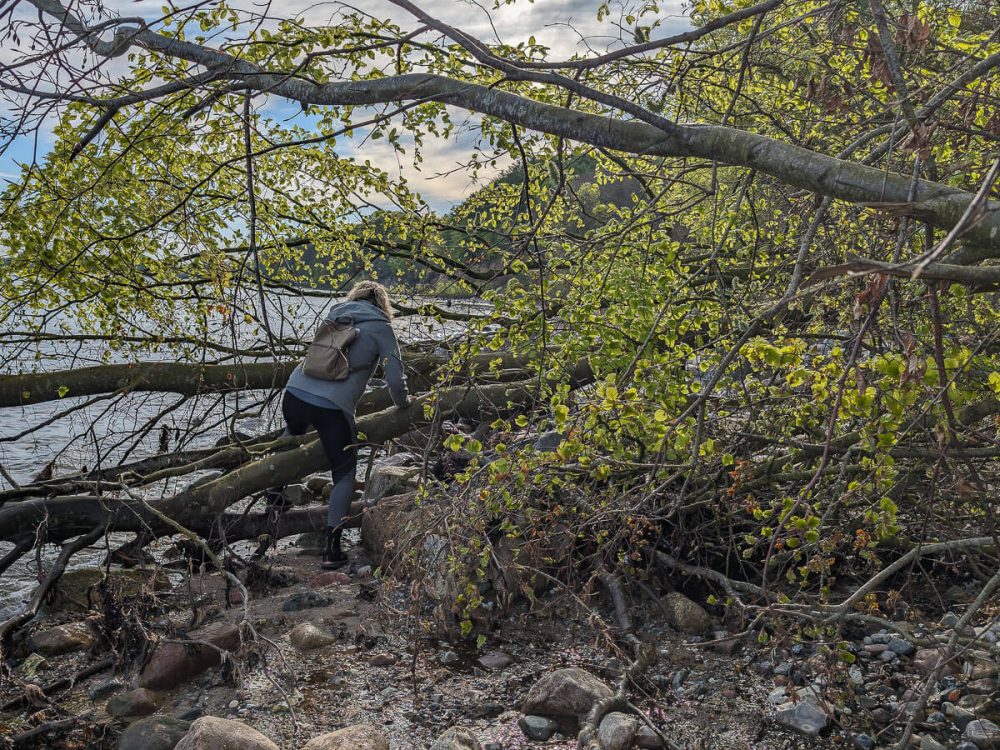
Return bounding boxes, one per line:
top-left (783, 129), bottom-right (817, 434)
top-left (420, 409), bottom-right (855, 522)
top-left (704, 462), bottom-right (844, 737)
top-left (0, 0), bottom-right (690, 212)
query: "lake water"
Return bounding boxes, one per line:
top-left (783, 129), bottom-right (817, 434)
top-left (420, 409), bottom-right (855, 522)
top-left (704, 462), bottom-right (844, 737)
top-left (0, 292), bottom-right (490, 616)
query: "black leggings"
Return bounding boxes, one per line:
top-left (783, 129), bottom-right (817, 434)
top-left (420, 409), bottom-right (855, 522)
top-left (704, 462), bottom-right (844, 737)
top-left (280, 391), bottom-right (357, 528)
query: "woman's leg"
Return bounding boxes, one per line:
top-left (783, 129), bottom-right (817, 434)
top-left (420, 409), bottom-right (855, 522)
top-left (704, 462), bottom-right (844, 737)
top-left (264, 392), bottom-right (313, 508)
top-left (311, 408), bottom-right (357, 568)
top-left (312, 408), bottom-right (356, 527)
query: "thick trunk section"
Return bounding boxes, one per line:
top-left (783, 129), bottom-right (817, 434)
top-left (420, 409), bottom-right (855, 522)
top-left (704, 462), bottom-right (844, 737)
top-left (0, 350), bottom-right (530, 408)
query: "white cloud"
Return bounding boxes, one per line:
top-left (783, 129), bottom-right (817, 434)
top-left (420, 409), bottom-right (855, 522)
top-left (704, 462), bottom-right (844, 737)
top-left (1, 0), bottom-right (690, 207)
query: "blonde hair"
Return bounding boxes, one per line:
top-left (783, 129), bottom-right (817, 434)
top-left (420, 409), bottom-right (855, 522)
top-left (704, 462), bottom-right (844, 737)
top-left (346, 280), bottom-right (393, 319)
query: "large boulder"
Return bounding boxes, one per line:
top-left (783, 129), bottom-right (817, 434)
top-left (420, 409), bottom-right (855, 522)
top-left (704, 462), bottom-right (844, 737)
top-left (522, 667), bottom-right (613, 718)
top-left (659, 592), bottom-right (712, 635)
top-left (174, 717), bottom-right (278, 750)
top-left (40, 567), bottom-right (171, 613)
top-left (117, 715), bottom-right (191, 750)
top-left (430, 727), bottom-right (481, 750)
top-left (29, 622), bottom-right (95, 655)
top-left (300, 724), bottom-right (390, 750)
top-left (363, 463), bottom-right (420, 503)
top-left (139, 623), bottom-right (241, 691)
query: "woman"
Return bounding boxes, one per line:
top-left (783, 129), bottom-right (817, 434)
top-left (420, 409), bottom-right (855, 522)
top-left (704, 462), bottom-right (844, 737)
top-left (278, 280), bottom-right (410, 569)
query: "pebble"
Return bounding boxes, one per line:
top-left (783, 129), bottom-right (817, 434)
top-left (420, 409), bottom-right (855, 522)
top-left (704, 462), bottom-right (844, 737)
top-left (956, 744), bottom-right (980, 750)
top-left (477, 652), bottom-right (513, 670)
top-left (228, 700), bottom-right (239, 709)
top-left (439, 651), bottom-right (461, 666)
top-left (369, 653), bottom-right (398, 667)
top-left (774, 701), bottom-right (828, 737)
top-left (854, 734), bottom-right (874, 750)
top-left (920, 736), bottom-right (947, 750)
top-left (888, 638), bottom-right (915, 656)
top-left (518, 715), bottom-right (557, 741)
top-left (965, 719), bottom-right (1000, 749)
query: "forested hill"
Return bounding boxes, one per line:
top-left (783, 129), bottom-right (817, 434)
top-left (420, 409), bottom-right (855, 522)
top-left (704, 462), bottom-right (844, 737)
top-left (284, 153), bottom-right (649, 291)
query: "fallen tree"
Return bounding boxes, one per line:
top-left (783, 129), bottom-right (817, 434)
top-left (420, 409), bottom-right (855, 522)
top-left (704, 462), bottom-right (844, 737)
top-left (0, 359), bottom-right (593, 544)
top-left (0, 348), bottom-right (531, 408)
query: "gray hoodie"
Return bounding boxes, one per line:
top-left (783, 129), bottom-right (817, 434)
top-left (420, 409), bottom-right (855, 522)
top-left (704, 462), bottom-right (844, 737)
top-left (286, 300), bottom-right (408, 419)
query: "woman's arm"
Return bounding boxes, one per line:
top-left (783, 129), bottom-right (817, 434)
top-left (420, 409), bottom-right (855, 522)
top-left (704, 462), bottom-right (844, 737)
top-left (379, 325), bottom-right (410, 408)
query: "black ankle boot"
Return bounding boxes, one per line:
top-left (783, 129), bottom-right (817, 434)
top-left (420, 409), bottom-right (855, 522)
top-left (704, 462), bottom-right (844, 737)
top-left (321, 526), bottom-right (348, 569)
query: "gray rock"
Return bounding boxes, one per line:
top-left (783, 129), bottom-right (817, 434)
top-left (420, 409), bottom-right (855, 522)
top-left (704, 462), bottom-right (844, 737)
top-left (289, 623), bottom-right (336, 651)
top-left (439, 650), bottom-right (461, 666)
top-left (174, 717), bottom-right (278, 750)
top-left (958, 744), bottom-right (982, 750)
top-left (598, 712), bottom-right (639, 750)
top-left (429, 727), bottom-right (481, 750)
top-left (88, 677), bottom-right (123, 701)
top-left (118, 716), bottom-right (191, 750)
top-left (854, 734), bottom-right (874, 750)
top-left (364, 464), bottom-right (419, 503)
top-left (280, 484), bottom-right (314, 507)
top-left (533, 431), bottom-right (564, 452)
top-left (518, 715), bottom-right (557, 741)
top-left (920, 736), bottom-right (947, 750)
top-left (848, 665), bottom-right (864, 686)
top-left (775, 701), bottom-right (828, 738)
top-left (281, 591), bottom-right (333, 612)
top-left (522, 667), bottom-right (613, 717)
top-left (940, 612), bottom-right (962, 628)
top-left (945, 702), bottom-right (978, 731)
top-left (477, 652), bottom-right (512, 670)
top-left (965, 719), bottom-right (1000, 749)
top-left (659, 592), bottom-right (712, 635)
top-left (888, 638), bottom-right (915, 656)
top-left (967, 658), bottom-right (999, 680)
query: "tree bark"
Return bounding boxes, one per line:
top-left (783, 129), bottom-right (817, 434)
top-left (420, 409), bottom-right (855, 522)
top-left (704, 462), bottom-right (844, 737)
top-left (0, 350), bottom-right (531, 408)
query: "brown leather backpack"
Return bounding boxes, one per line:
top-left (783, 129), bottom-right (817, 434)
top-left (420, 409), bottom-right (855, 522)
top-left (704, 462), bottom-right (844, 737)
top-left (302, 317), bottom-right (358, 380)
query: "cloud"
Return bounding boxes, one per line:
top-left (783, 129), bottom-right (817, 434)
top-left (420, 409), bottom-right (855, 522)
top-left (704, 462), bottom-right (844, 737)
top-left (0, 0), bottom-right (691, 207)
